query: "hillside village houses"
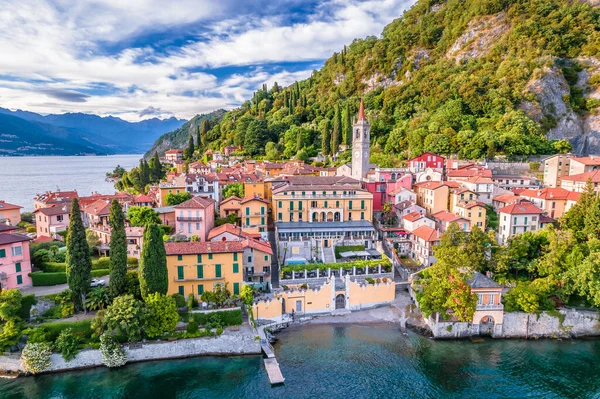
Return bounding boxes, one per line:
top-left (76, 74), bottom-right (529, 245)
top-left (0, 201), bottom-right (22, 226)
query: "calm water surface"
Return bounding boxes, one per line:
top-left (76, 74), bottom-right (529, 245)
top-left (1, 323), bottom-right (599, 399)
top-left (0, 155), bottom-right (141, 211)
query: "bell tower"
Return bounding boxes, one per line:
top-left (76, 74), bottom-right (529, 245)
top-left (351, 98), bottom-right (370, 181)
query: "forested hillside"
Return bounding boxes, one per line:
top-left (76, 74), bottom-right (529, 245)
top-left (168, 0), bottom-right (600, 163)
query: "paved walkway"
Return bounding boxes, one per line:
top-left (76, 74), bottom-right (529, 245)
top-left (21, 274), bottom-right (110, 297)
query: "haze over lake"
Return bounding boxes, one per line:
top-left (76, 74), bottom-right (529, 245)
top-left (0, 155), bottom-right (141, 211)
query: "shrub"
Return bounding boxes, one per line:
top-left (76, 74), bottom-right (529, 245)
top-left (365, 277), bottom-right (375, 285)
top-left (191, 309), bottom-right (242, 327)
top-left (18, 294), bottom-right (37, 320)
top-left (29, 271), bottom-right (67, 286)
top-left (92, 269), bottom-right (110, 278)
top-left (23, 327), bottom-right (49, 343)
top-left (124, 271), bottom-right (142, 299)
top-left (100, 334), bottom-right (127, 368)
top-left (94, 257), bottom-right (111, 270)
top-left (187, 294), bottom-right (198, 310)
top-left (216, 327), bottom-right (223, 335)
top-left (26, 226), bottom-right (36, 233)
top-left (171, 293), bottom-right (186, 308)
top-left (41, 306), bottom-right (62, 320)
top-left (186, 319), bottom-right (199, 334)
top-left (41, 320), bottom-right (93, 342)
top-left (144, 293), bottom-right (179, 338)
top-left (127, 257), bottom-right (139, 266)
top-left (21, 342), bottom-right (53, 374)
top-left (55, 328), bottom-right (80, 361)
top-left (39, 262), bottom-right (66, 273)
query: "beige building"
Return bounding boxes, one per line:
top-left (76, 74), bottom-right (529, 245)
top-left (569, 156), bottom-right (600, 175)
top-left (518, 187), bottom-right (580, 219)
top-left (413, 182), bottom-right (450, 215)
top-left (561, 170), bottom-right (600, 193)
top-left (543, 154), bottom-right (572, 188)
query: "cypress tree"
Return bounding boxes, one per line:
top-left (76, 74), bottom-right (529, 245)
top-left (66, 198), bottom-right (92, 312)
top-left (331, 104), bottom-right (341, 154)
top-left (296, 129), bottom-right (303, 153)
top-left (143, 159), bottom-right (150, 186)
top-left (196, 125), bottom-right (201, 149)
top-left (186, 135), bottom-right (195, 160)
top-left (139, 224), bottom-right (168, 298)
top-left (344, 103), bottom-right (352, 147)
top-left (321, 120), bottom-right (331, 155)
top-left (108, 200), bottom-right (127, 297)
top-left (200, 119), bottom-right (210, 147)
top-left (152, 151), bottom-right (162, 181)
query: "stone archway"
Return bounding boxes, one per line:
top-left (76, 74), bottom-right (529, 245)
top-left (335, 294), bottom-right (346, 310)
top-left (312, 212), bottom-right (318, 222)
top-left (320, 212), bottom-right (326, 222)
top-left (479, 315), bottom-right (495, 336)
top-left (327, 211), bottom-right (333, 222)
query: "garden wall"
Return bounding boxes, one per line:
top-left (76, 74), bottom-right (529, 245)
top-left (0, 327), bottom-right (260, 375)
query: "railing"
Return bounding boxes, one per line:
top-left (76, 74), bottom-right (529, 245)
top-left (177, 216), bottom-right (203, 221)
top-left (476, 304), bottom-right (504, 310)
top-left (287, 194), bottom-right (362, 199)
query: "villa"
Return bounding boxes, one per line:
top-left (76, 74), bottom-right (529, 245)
top-left (0, 232), bottom-right (32, 289)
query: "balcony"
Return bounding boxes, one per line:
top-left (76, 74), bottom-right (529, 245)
top-left (177, 216), bottom-right (203, 222)
top-left (476, 304), bottom-right (504, 311)
top-left (251, 212), bottom-right (267, 216)
top-left (49, 224), bottom-right (68, 234)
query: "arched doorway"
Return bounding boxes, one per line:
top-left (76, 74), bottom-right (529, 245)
top-left (335, 294), bottom-right (345, 310)
top-left (334, 212), bottom-right (341, 222)
top-left (479, 315), bottom-right (495, 336)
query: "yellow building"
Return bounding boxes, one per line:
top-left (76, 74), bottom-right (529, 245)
top-left (165, 241), bottom-right (245, 298)
top-left (449, 187), bottom-right (478, 213)
top-left (455, 202), bottom-right (487, 230)
top-left (244, 181), bottom-right (270, 201)
top-left (413, 181), bottom-right (450, 215)
top-left (241, 196), bottom-right (270, 237)
top-left (158, 184), bottom-right (186, 207)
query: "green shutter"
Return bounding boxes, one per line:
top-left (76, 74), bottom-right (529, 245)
top-left (261, 217), bottom-right (265, 225)
top-left (233, 252), bottom-right (238, 261)
top-left (233, 283), bottom-right (240, 295)
top-left (197, 265), bottom-right (203, 278)
top-left (15, 262), bottom-right (21, 272)
top-left (324, 201), bottom-right (328, 208)
top-left (248, 256), bottom-right (252, 263)
top-left (278, 213), bottom-right (282, 220)
top-left (246, 207), bottom-right (250, 215)
top-left (177, 266), bottom-right (184, 280)
top-left (178, 286), bottom-right (184, 295)
top-left (246, 218), bottom-right (250, 226)
top-left (299, 202), bottom-right (302, 210)
top-left (208, 253), bottom-right (213, 260)
top-left (233, 263), bottom-right (239, 273)
top-left (290, 202), bottom-right (294, 211)
top-left (177, 255), bottom-right (182, 261)
top-left (16, 275), bottom-right (22, 285)
top-left (197, 254), bottom-right (202, 263)
top-left (0, 249), bottom-right (6, 258)
top-left (264, 255), bottom-right (269, 261)
top-left (349, 201), bottom-right (352, 210)
top-left (261, 206), bottom-right (265, 214)
top-left (278, 201), bottom-right (282, 208)
top-left (361, 200), bottom-right (365, 209)
top-left (198, 284), bottom-right (204, 295)
top-left (215, 264), bottom-right (222, 278)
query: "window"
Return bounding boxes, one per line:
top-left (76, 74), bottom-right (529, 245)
top-left (197, 254), bottom-right (202, 263)
top-left (361, 212), bottom-right (364, 220)
top-left (290, 202), bottom-right (294, 211)
top-left (324, 201), bottom-right (328, 208)
top-left (336, 201), bottom-right (339, 207)
top-left (11, 246), bottom-right (22, 257)
top-left (246, 218), bottom-right (250, 226)
top-left (0, 249), bottom-right (4, 258)
top-left (278, 201), bottom-right (282, 208)
top-left (248, 256), bottom-right (252, 263)
top-left (302, 191), bottom-right (305, 196)
top-left (361, 200), bottom-right (365, 210)
top-left (278, 213), bottom-right (282, 221)
top-left (15, 263), bottom-right (21, 272)
top-left (261, 217), bottom-right (265, 225)
top-left (261, 206), bottom-right (265, 214)
top-left (178, 286), bottom-right (184, 295)
top-left (233, 263), bottom-right (239, 273)
top-left (524, 217), bottom-right (528, 224)
top-left (264, 255), bottom-right (269, 261)
top-left (198, 284), bottom-right (204, 295)
top-left (16, 275), bottom-right (22, 285)
top-left (215, 264), bottom-right (222, 278)
top-left (349, 201), bottom-right (352, 210)
top-left (177, 255), bottom-right (183, 261)
top-left (197, 265), bottom-right (204, 278)
top-left (245, 207), bottom-right (250, 215)
top-left (208, 253), bottom-right (213, 260)
top-left (233, 283), bottom-right (240, 296)
top-left (177, 266), bottom-right (184, 280)
top-left (298, 202), bottom-right (302, 210)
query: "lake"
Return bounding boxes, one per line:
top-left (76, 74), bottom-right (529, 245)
top-left (0, 155), bottom-right (141, 211)
top-left (1, 323), bottom-right (599, 399)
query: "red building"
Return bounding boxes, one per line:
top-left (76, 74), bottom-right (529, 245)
top-left (408, 153), bottom-right (445, 173)
top-left (362, 181), bottom-right (387, 211)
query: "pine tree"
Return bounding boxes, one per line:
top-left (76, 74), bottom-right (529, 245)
top-left (108, 200), bottom-right (127, 297)
top-left (331, 104), bottom-right (341, 154)
top-left (344, 103), bottom-right (352, 147)
top-left (139, 224), bottom-right (168, 298)
top-left (66, 198), bottom-right (92, 312)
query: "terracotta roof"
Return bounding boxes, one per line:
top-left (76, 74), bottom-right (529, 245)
top-left (413, 181), bottom-right (446, 190)
top-left (33, 235), bottom-right (55, 243)
top-left (432, 210), bottom-right (466, 223)
top-left (539, 215), bottom-right (557, 224)
top-left (165, 238), bottom-right (272, 255)
top-left (493, 193), bottom-right (519, 204)
top-left (33, 204), bottom-right (71, 216)
top-left (447, 168), bottom-right (492, 178)
top-left (81, 199), bottom-right (111, 216)
top-left (460, 201), bottom-right (486, 209)
top-left (358, 98), bottom-right (365, 121)
top-left (165, 149), bottom-right (183, 154)
top-left (571, 156), bottom-right (600, 166)
top-left (207, 223), bottom-right (248, 240)
top-left (412, 225), bottom-right (441, 242)
top-left (562, 170), bottom-right (600, 183)
top-left (0, 232), bottom-right (30, 245)
top-left (240, 196), bottom-right (270, 205)
top-left (219, 196), bottom-right (242, 204)
top-left (173, 196), bottom-right (215, 209)
top-left (244, 237), bottom-right (273, 255)
top-left (567, 191), bottom-right (581, 201)
top-left (403, 212), bottom-right (423, 222)
top-left (518, 187), bottom-right (574, 201)
top-left (134, 194), bottom-right (154, 203)
top-left (498, 200), bottom-right (543, 215)
top-left (34, 190), bottom-right (78, 204)
top-left (0, 201), bottom-right (22, 211)
top-left (465, 176), bottom-right (493, 184)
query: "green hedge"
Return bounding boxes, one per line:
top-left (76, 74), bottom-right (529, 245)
top-left (281, 259), bottom-right (391, 275)
top-left (39, 262), bottom-right (66, 273)
top-left (40, 320), bottom-right (93, 342)
top-left (94, 257), bottom-right (110, 269)
top-left (30, 271), bottom-right (67, 286)
top-left (30, 270), bottom-right (109, 286)
top-left (19, 294), bottom-right (37, 320)
top-left (127, 257), bottom-right (139, 266)
top-left (191, 309), bottom-right (242, 327)
top-left (334, 245), bottom-right (365, 259)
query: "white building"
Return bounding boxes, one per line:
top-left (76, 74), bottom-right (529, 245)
top-left (497, 200), bottom-right (543, 245)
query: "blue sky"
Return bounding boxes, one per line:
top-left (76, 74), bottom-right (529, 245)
top-left (0, 0), bottom-right (415, 121)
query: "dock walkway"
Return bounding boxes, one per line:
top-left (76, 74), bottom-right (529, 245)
top-left (257, 323), bottom-right (285, 384)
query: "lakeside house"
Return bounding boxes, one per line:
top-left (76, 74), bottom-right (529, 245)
top-left (173, 196), bottom-right (216, 241)
top-left (0, 232), bottom-right (32, 289)
top-left (0, 200), bottom-right (22, 226)
top-left (33, 204), bottom-right (71, 240)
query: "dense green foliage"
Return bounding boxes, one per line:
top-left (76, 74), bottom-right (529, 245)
top-left (143, 293), bottom-right (179, 338)
top-left (55, 328), bottom-right (81, 361)
top-left (66, 198), bottom-right (92, 310)
top-left (153, 0), bottom-right (600, 163)
top-left (127, 206), bottom-right (161, 227)
top-left (0, 289), bottom-right (23, 351)
top-left (222, 183), bottom-right (244, 199)
top-left (139, 224), bottom-right (168, 298)
top-left (109, 200), bottom-right (127, 297)
top-left (164, 192), bottom-right (192, 206)
top-left (30, 270), bottom-right (109, 286)
top-left (280, 259), bottom-right (392, 275)
top-left (190, 309), bottom-right (242, 327)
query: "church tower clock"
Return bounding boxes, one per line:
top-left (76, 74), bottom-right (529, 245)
top-left (351, 98), bottom-right (370, 181)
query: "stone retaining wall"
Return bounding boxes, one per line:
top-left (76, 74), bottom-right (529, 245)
top-left (0, 328), bottom-right (261, 375)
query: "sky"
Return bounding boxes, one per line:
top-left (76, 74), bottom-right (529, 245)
top-left (0, 0), bottom-right (416, 122)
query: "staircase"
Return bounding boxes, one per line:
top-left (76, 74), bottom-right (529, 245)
top-left (322, 246), bottom-right (336, 264)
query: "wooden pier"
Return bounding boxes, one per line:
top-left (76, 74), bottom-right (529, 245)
top-left (264, 358), bottom-right (285, 385)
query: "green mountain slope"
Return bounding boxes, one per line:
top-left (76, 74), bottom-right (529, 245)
top-left (144, 110), bottom-right (226, 158)
top-left (182, 0), bottom-right (600, 161)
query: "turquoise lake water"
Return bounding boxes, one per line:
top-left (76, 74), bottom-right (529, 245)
top-left (1, 323), bottom-right (600, 399)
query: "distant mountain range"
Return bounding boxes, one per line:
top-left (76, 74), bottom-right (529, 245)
top-left (0, 107), bottom-right (186, 156)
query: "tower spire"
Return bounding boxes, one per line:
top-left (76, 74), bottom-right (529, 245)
top-left (357, 98), bottom-right (365, 121)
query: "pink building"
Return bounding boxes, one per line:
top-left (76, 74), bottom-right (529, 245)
top-left (174, 196), bottom-right (216, 240)
top-left (0, 201), bottom-right (23, 226)
top-left (33, 204), bottom-right (71, 239)
top-left (0, 233), bottom-right (32, 289)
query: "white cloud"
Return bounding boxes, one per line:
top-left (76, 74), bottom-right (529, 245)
top-left (0, 0), bottom-right (416, 121)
